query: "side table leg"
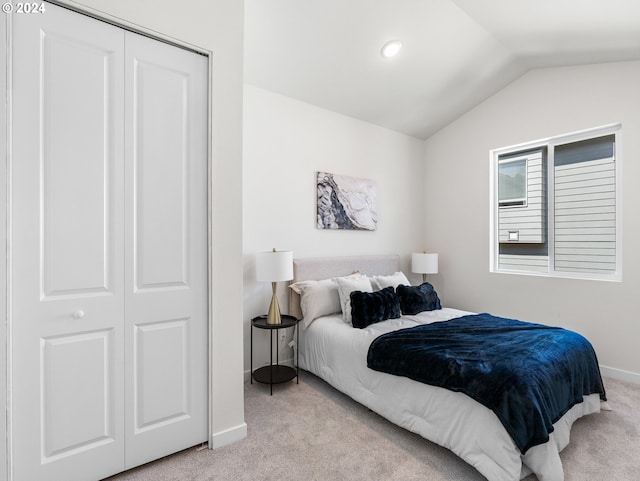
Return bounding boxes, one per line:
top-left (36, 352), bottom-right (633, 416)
top-left (270, 329), bottom-right (273, 395)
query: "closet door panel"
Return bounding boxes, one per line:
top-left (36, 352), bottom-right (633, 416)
top-left (124, 32), bottom-right (208, 469)
top-left (41, 330), bottom-right (115, 457)
top-left (134, 319), bottom-right (189, 427)
top-left (133, 61), bottom-right (189, 289)
top-left (11, 5), bottom-right (125, 481)
top-left (42, 35), bottom-right (113, 295)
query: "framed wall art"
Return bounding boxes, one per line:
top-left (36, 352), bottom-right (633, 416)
top-left (316, 171), bottom-right (377, 231)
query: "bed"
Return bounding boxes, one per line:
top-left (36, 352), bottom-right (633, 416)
top-left (289, 255), bottom-right (608, 481)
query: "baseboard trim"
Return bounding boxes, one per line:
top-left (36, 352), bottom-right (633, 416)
top-left (600, 365), bottom-right (640, 385)
top-left (209, 422), bottom-right (247, 449)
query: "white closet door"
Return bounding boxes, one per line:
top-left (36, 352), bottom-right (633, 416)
top-left (11, 7), bottom-right (126, 481)
top-left (10, 4), bottom-right (209, 480)
top-left (123, 32), bottom-right (208, 468)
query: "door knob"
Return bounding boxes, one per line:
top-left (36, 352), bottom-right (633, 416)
top-left (72, 309), bottom-right (85, 319)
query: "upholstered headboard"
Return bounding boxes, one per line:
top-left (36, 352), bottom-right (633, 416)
top-left (288, 254), bottom-right (400, 320)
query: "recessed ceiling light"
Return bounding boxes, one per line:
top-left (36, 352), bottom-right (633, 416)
top-left (381, 40), bottom-right (402, 59)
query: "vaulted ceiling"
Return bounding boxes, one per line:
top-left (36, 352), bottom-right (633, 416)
top-left (244, 0), bottom-right (640, 139)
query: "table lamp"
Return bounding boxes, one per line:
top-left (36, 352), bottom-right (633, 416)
top-left (411, 252), bottom-right (438, 284)
top-left (256, 248), bottom-right (294, 324)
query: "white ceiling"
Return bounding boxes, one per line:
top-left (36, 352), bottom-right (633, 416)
top-left (244, 0), bottom-right (640, 140)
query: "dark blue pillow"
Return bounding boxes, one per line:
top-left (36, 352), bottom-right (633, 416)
top-left (396, 282), bottom-right (442, 315)
top-left (350, 287), bottom-right (401, 329)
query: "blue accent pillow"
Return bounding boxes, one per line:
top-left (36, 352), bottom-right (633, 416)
top-left (396, 282), bottom-right (442, 315)
top-left (350, 287), bottom-right (401, 329)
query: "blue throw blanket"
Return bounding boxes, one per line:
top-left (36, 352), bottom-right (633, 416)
top-left (367, 313), bottom-right (606, 453)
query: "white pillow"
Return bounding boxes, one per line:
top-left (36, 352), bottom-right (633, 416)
top-left (290, 278), bottom-right (341, 329)
top-left (332, 274), bottom-right (373, 324)
top-left (370, 271), bottom-right (410, 290)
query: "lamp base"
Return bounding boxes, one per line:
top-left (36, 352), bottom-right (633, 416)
top-left (266, 282), bottom-right (282, 325)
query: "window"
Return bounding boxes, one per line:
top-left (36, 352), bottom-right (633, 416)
top-left (498, 158), bottom-right (527, 207)
top-left (490, 124), bottom-right (621, 280)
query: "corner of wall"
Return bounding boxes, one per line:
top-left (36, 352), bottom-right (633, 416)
top-left (210, 422), bottom-right (248, 449)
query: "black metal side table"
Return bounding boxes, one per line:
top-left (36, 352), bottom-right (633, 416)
top-left (250, 314), bottom-right (299, 395)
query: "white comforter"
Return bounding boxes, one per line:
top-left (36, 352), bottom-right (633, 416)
top-left (298, 308), bottom-right (602, 481)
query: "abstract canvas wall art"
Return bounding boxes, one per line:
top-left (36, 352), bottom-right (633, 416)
top-left (316, 172), bottom-right (377, 230)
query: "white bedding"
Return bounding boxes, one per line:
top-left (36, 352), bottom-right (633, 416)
top-left (298, 308), bottom-right (602, 481)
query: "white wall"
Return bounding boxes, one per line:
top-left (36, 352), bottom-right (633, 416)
top-left (423, 60), bottom-right (640, 382)
top-left (243, 86), bottom-right (425, 373)
top-left (57, 0), bottom-right (247, 446)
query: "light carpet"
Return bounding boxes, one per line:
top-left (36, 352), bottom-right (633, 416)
top-left (105, 372), bottom-right (640, 481)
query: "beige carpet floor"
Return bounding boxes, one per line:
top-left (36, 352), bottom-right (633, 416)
top-left (106, 372), bottom-right (640, 481)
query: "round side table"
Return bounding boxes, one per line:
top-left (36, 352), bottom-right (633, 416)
top-left (250, 314), bottom-right (299, 395)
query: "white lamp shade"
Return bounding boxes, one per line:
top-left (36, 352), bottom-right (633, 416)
top-left (411, 252), bottom-right (438, 274)
top-left (256, 250), bottom-right (293, 282)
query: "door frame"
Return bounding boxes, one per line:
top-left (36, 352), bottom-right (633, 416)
top-left (2, 11), bottom-right (9, 481)
top-left (1, 4), bottom-right (215, 479)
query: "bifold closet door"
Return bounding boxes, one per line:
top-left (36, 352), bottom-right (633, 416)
top-left (123, 31), bottom-right (208, 469)
top-left (11, 7), bottom-right (126, 481)
top-left (10, 4), bottom-right (208, 480)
